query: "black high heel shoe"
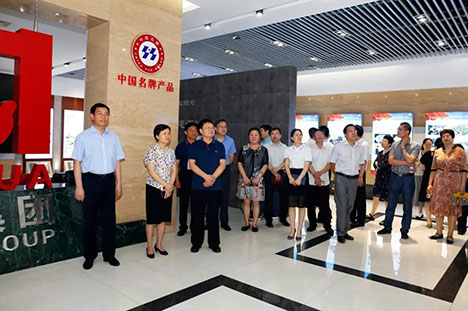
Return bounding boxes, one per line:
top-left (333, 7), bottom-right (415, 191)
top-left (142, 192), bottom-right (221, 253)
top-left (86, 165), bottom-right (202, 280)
top-left (155, 245), bottom-right (169, 256)
top-left (146, 248), bottom-right (155, 259)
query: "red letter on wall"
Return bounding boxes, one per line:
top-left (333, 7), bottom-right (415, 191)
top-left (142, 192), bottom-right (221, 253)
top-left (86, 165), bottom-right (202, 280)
top-left (0, 29), bottom-right (53, 154)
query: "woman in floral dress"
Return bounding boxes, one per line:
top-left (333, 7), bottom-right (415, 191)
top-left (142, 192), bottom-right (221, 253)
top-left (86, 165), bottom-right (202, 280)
top-left (427, 129), bottom-right (468, 244)
top-left (237, 128), bottom-right (269, 232)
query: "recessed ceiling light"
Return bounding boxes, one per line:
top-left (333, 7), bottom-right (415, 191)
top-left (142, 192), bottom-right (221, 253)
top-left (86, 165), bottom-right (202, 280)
top-left (204, 23), bottom-right (211, 30)
top-left (20, 7), bottom-right (24, 13)
top-left (82, 57), bottom-right (86, 61)
top-left (232, 35), bottom-right (241, 40)
top-left (415, 93), bottom-right (419, 96)
top-left (334, 29), bottom-right (350, 38)
top-left (256, 9), bottom-right (263, 17)
top-left (367, 49), bottom-right (377, 55)
top-left (414, 14), bottom-right (429, 24)
top-left (307, 65), bottom-right (317, 70)
top-left (309, 57), bottom-right (320, 62)
top-left (435, 39), bottom-right (446, 47)
top-left (223, 49), bottom-right (236, 55)
top-left (55, 12), bottom-right (60, 16)
top-left (225, 68), bottom-right (234, 72)
top-left (64, 62), bottom-right (70, 67)
top-left (122, 48), bottom-right (126, 52)
top-left (192, 72), bottom-right (202, 77)
top-left (264, 63), bottom-right (273, 67)
top-left (308, 98), bottom-right (312, 100)
top-left (272, 40), bottom-right (285, 47)
top-left (183, 56), bottom-right (197, 62)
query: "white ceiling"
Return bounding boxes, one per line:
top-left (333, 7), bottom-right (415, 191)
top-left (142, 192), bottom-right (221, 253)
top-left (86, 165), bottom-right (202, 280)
top-left (182, 0), bottom-right (375, 43)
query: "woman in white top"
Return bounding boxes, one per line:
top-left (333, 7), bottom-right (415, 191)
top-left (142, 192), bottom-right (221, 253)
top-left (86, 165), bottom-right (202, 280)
top-left (284, 129), bottom-right (312, 241)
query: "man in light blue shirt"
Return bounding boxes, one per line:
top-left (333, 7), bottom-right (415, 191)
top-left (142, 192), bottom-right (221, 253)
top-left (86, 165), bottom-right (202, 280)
top-left (72, 103), bottom-right (125, 270)
top-left (215, 119), bottom-right (236, 231)
top-left (260, 124), bottom-right (272, 145)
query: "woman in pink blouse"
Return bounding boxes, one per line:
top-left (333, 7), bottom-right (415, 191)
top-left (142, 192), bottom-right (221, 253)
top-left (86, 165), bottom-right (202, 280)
top-left (143, 124), bottom-right (177, 258)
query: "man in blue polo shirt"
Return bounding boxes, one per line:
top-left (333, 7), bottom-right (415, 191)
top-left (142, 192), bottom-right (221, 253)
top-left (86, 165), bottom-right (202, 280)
top-left (175, 122), bottom-right (198, 236)
top-left (214, 119), bottom-right (236, 231)
top-left (188, 119), bottom-right (226, 253)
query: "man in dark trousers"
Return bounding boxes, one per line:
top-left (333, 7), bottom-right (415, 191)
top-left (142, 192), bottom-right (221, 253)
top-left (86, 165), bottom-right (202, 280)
top-left (188, 119), bottom-right (226, 253)
top-left (72, 103), bottom-right (125, 270)
top-left (175, 122), bottom-right (198, 236)
top-left (350, 125), bottom-right (369, 228)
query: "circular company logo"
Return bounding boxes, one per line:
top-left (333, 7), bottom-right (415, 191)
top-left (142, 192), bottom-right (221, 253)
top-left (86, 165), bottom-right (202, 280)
top-left (131, 34), bottom-right (165, 74)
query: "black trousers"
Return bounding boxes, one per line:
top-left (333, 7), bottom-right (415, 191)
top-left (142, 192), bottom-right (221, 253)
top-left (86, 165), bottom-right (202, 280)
top-left (351, 173), bottom-right (366, 225)
top-left (220, 165), bottom-right (231, 226)
top-left (178, 169), bottom-right (192, 231)
top-left (191, 190), bottom-right (221, 248)
top-left (82, 173), bottom-right (116, 261)
top-left (308, 185), bottom-right (332, 229)
top-left (265, 170), bottom-right (288, 222)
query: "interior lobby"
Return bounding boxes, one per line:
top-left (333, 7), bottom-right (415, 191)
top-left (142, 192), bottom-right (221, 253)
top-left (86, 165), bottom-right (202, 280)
top-left (1, 0), bottom-right (468, 310)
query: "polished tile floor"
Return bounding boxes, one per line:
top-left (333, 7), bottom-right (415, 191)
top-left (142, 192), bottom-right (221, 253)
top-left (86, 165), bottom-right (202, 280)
top-left (0, 199), bottom-right (467, 311)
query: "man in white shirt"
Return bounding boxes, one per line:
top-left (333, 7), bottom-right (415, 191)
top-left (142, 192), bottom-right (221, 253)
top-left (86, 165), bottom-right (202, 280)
top-left (308, 127), bottom-right (334, 237)
top-left (351, 125), bottom-right (369, 228)
top-left (265, 127), bottom-right (289, 226)
top-left (331, 124), bottom-right (366, 244)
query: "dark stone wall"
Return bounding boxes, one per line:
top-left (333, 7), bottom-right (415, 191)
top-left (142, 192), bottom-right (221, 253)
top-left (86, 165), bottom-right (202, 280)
top-left (179, 66), bottom-right (297, 209)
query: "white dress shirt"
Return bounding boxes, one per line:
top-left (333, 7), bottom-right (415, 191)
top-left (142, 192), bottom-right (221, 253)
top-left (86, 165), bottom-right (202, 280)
top-left (331, 139), bottom-right (365, 176)
top-left (284, 143), bottom-right (312, 169)
top-left (308, 142), bottom-right (333, 186)
top-left (265, 142), bottom-right (288, 169)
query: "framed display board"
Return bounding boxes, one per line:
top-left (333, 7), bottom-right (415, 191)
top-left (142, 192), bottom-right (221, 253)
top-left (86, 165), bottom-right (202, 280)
top-left (295, 114), bottom-right (319, 143)
top-left (327, 113), bottom-right (362, 145)
top-left (425, 112), bottom-right (468, 150)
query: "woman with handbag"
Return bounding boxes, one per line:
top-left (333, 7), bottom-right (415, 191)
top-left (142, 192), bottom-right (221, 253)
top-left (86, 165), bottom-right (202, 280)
top-left (284, 129), bottom-right (312, 241)
top-left (237, 128), bottom-right (269, 232)
top-left (427, 129), bottom-right (468, 244)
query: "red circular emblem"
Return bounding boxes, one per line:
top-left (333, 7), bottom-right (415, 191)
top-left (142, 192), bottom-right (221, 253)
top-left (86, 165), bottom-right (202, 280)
top-left (131, 34), bottom-right (165, 74)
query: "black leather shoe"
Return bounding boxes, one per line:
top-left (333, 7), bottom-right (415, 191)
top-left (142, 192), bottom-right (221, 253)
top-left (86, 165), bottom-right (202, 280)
top-left (377, 228), bottom-right (391, 235)
top-left (190, 246), bottom-right (200, 253)
top-left (266, 222), bottom-right (273, 228)
top-left (155, 246), bottom-right (169, 256)
top-left (307, 226), bottom-right (316, 232)
top-left (104, 257), bottom-right (120, 266)
top-left (280, 219), bottom-right (290, 227)
top-left (429, 233), bottom-right (443, 239)
top-left (83, 259), bottom-right (94, 270)
top-left (325, 228), bottom-right (334, 236)
top-left (350, 222), bottom-right (364, 228)
top-left (211, 246), bottom-right (221, 253)
top-left (252, 226), bottom-right (259, 232)
top-left (337, 236), bottom-right (346, 244)
top-left (400, 231), bottom-right (409, 239)
top-left (221, 224), bottom-right (232, 231)
top-left (146, 248), bottom-right (155, 259)
top-left (344, 234), bottom-right (354, 241)
top-left (177, 230), bottom-right (186, 236)
top-left (241, 225), bottom-right (250, 231)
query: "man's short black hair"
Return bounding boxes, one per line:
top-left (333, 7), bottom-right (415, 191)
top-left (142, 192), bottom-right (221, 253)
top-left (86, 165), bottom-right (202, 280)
top-left (308, 127), bottom-right (317, 138)
top-left (318, 125), bottom-right (330, 138)
top-left (343, 124), bottom-right (356, 134)
top-left (153, 124), bottom-right (171, 141)
top-left (90, 103), bottom-right (110, 114)
top-left (198, 119), bottom-right (215, 129)
top-left (355, 125), bottom-right (364, 137)
top-left (184, 122), bottom-right (198, 132)
top-left (215, 119), bottom-right (227, 126)
top-left (259, 124), bottom-right (272, 135)
top-left (271, 127), bottom-right (281, 134)
top-left (400, 122), bottom-right (412, 134)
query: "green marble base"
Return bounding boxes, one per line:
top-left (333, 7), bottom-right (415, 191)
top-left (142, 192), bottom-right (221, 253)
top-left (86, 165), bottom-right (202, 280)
top-left (0, 186), bottom-right (146, 275)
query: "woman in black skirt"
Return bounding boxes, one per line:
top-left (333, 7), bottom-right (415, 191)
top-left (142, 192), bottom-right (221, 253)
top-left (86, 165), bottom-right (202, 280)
top-left (284, 129), bottom-right (311, 241)
top-left (143, 124), bottom-right (176, 258)
top-left (367, 135), bottom-right (393, 220)
top-left (417, 138), bottom-right (434, 228)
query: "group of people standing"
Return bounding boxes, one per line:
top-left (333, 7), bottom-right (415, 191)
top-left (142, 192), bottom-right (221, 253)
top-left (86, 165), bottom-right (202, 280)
top-left (72, 103), bottom-right (467, 270)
